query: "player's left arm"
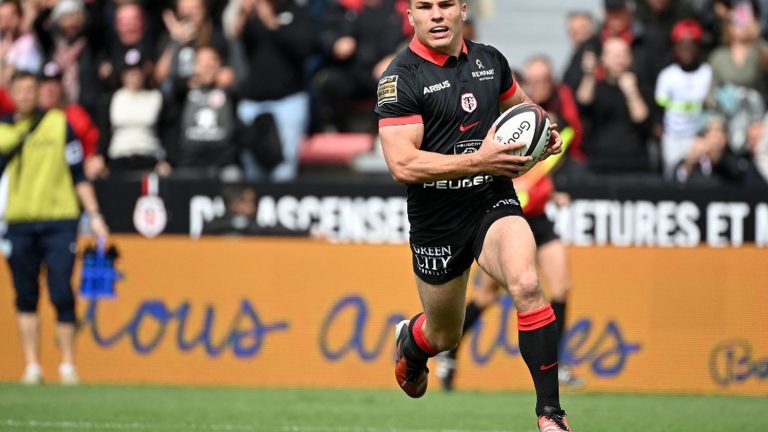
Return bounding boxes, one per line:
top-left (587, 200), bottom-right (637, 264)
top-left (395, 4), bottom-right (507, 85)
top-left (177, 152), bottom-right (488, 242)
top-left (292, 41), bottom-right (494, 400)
top-left (499, 80), bottom-right (562, 159)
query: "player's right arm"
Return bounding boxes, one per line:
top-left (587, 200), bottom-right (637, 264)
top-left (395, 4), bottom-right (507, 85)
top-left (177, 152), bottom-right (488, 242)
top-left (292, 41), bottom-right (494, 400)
top-left (379, 122), bottom-right (533, 183)
top-left (376, 66), bottom-right (531, 184)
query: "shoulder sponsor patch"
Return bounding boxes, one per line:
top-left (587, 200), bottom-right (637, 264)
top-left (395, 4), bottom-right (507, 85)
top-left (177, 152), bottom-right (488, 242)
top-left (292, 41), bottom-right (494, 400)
top-left (377, 75), bottom-right (398, 106)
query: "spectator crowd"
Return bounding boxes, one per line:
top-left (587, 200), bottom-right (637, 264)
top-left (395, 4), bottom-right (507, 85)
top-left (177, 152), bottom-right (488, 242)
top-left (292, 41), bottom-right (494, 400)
top-left (0, 0), bottom-right (766, 186)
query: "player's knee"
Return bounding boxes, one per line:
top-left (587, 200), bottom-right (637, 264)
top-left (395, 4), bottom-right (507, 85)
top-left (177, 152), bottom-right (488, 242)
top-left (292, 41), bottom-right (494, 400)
top-left (505, 270), bottom-right (540, 304)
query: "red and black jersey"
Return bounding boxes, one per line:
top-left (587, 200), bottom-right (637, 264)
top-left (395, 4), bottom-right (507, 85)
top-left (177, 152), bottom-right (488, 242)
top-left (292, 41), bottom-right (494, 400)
top-left (376, 37), bottom-right (519, 235)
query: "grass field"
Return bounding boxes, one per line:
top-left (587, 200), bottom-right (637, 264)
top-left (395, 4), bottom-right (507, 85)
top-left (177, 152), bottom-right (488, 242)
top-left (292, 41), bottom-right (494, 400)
top-left (0, 384), bottom-right (765, 432)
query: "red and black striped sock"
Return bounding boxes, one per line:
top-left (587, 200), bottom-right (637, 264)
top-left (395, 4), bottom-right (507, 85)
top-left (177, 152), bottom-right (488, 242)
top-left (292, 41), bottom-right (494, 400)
top-left (403, 313), bottom-right (439, 364)
top-left (517, 304), bottom-right (561, 416)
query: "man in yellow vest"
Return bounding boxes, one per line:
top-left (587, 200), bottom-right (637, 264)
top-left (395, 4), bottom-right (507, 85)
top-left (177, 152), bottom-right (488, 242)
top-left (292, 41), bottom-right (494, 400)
top-left (0, 71), bottom-right (109, 385)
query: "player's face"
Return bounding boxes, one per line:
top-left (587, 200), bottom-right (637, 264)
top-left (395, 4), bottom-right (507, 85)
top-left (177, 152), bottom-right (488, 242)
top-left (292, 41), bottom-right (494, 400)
top-left (408, 0), bottom-right (466, 54)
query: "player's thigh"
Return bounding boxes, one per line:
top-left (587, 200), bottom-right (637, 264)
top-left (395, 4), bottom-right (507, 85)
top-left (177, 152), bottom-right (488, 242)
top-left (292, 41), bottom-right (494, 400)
top-left (476, 216), bottom-right (541, 305)
top-left (415, 270), bottom-right (470, 332)
top-left (537, 239), bottom-right (571, 301)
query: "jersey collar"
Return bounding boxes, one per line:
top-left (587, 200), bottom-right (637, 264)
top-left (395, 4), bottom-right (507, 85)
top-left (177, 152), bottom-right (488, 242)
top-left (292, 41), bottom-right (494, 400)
top-left (409, 36), bottom-right (468, 67)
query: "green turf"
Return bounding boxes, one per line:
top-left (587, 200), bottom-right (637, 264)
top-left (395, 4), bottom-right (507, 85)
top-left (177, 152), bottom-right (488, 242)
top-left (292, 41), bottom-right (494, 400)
top-left (0, 384), bottom-right (764, 432)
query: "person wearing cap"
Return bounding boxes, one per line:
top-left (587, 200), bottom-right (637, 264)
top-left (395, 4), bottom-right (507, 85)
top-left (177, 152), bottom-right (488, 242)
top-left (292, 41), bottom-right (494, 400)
top-left (38, 61), bottom-right (104, 179)
top-left (0, 0), bottom-right (42, 87)
top-left (99, 48), bottom-right (171, 176)
top-left (655, 19), bottom-right (713, 177)
top-left (0, 70), bottom-right (109, 385)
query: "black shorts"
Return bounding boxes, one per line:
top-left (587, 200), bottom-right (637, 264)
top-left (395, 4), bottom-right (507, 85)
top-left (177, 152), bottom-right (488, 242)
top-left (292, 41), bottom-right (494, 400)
top-left (527, 213), bottom-right (559, 247)
top-left (409, 198), bottom-right (524, 285)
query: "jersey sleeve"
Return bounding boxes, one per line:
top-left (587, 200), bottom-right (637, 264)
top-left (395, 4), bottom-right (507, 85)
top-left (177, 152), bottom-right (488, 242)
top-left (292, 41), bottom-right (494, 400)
top-left (375, 66), bottom-right (423, 127)
top-left (64, 123), bottom-right (86, 184)
top-left (495, 49), bottom-right (518, 101)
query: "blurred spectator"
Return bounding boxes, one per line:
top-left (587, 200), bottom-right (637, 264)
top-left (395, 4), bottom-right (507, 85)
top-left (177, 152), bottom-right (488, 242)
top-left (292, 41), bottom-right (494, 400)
top-left (230, 0), bottom-right (313, 182)
top-left (203, 184), bottom-right (313, 235)
top-left (165, 45), bottom-right (240, 179)
top-left (674, 112), bottom-right (755, 183)
top-left (98, 1), bottom-right (158, 91)
top-left (655, 19), bottom-right (713, 177)
top-left (98, 49), bottom-right (170, 177)
top-left (563, 0), bottom-right (667, 96)
top-left (696, 0), bottom-right (765, 47)
top-left (753, 112), bottom-right (768, 182)
top-left (707, 0), bottom-right (768, 103)
top-left (32, 0), bottom-right (102, 118)
top-left (566, 10), bottom-right (596, 49)
top-left (576, 37), bottom-right (654, 173)
top-left (313, 0), bottom-right (408, 132)
top-left (0, 0), bottom-right (42, 87)
top-left (523, 55), bottom-right (585, 162)
top-left (634, 0), bottom-right (698, 52)
top-left (155, 0), bottom-right (232, 92)
top-left (38, 61), bottom-right (103, 180)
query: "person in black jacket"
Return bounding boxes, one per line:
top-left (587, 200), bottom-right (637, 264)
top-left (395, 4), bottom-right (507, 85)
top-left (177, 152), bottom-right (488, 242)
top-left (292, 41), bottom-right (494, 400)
top-left (230, 0), bottom-right (313, 182)
top-left (312, 0), bottom-right (409, 132)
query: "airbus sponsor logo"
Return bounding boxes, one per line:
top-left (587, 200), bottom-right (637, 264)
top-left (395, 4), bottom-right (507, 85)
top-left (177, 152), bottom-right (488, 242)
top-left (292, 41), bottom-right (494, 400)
top-left (423, 80), bottom-right (451, 94)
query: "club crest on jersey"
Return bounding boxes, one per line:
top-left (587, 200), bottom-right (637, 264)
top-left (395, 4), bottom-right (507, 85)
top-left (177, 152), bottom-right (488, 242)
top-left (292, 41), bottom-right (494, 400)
top-left (461, 93), bottom-right (477, 113)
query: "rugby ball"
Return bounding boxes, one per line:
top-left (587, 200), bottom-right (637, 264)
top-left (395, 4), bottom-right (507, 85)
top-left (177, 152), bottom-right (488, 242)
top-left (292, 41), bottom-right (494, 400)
top-left (492, 103), bottom-right (551, 170)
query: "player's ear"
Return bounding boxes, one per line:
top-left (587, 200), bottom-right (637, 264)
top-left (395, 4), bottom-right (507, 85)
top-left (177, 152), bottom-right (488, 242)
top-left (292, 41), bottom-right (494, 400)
top-left (407, 10), bottom-right (414, 26)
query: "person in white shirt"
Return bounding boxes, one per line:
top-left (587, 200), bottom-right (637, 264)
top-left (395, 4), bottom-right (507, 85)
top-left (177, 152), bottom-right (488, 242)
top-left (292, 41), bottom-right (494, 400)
top-left (99, 48), bottom-right (171, 177)
top-left (655, 19), bottom-right (712, 178)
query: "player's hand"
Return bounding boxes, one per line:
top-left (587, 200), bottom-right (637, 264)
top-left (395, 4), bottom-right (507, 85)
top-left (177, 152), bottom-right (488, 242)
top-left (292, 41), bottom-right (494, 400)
top-left (541, 124), bottom-right (563, 160)
top-left (471, 125), bottom-right (534, 177)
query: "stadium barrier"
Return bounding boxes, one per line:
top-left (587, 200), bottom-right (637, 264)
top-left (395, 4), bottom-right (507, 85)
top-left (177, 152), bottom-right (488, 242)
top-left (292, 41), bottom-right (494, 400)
top-left (95, 178), bottom-right (768, 246)
top-left (0, 236), bottom-right (765, 395)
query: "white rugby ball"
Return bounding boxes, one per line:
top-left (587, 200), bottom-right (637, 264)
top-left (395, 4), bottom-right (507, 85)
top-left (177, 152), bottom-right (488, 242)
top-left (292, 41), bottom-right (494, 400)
top-left (492, 103), bottom-right (551, 170)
